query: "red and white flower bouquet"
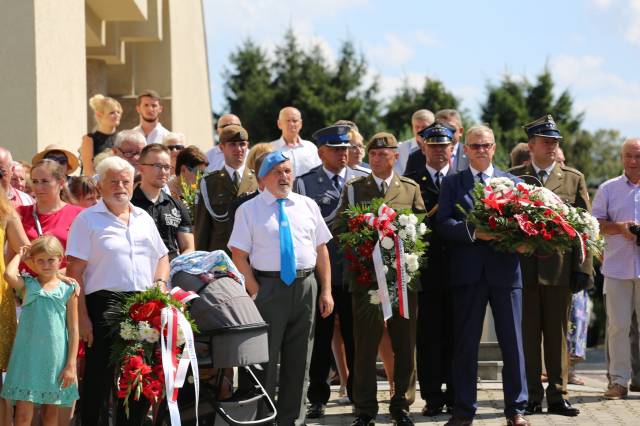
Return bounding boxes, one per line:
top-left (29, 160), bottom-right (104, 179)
top-left (338, 198), bottom-right (428, 320)
top-left (464, 177), bottom-right (603, 260)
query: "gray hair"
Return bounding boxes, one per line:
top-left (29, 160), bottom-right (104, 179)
top-left (96, 156), bottom-right (134, 182)
top-left (114, 130), bottom-right (146, 149)
top-left (411, 109), bottom-right (435, 124)
top-left (435, 109), bottom-right (463, 128)
top-left (465, 124), bottom-right (495, 142)
top-left (163, 132), bottom-right (185, 145)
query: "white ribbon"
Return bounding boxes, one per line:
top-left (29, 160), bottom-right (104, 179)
top-left (160, 306), bottom-right (200, 426)
top-left (372, 242), bottom-right (392, 321)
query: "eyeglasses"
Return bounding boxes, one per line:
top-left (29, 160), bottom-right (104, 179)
top-left (141, 163), bottom-right (172, 172)
top-left (118, 149), bottom-right (142, 158)
top-left (466, 143), bottom-right (495, 151)
top-left (44, 153), bottom-right (68, 165)
top-left (167, 145), bottom-right (185, 151)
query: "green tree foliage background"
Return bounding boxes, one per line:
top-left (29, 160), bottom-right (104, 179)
top-left (221, 31), bottom-right (623, 184)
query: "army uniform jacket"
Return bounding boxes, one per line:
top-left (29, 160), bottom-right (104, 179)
top-left (508, 163), bottom-right (593, 287)
top-left (194, 167), bottom-right (258, 252)
top-left (294, 165), bottom-right (369, 287)
top-left (333, 172), bottom-right (426, 293)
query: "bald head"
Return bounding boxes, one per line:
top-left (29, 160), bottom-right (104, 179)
top-left (622, 138), bottom-right (640, 153)
top-left (217, 114), bottom-right (242, 135)
top-left (277, 107), bottom-right (303, 144)
top-left (0, 147), bottom-right (13, 190)
top-left (621, 138), bottom-right (640, 182)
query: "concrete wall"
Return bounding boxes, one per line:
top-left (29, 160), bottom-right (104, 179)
top-left (0, 0), bottom-right (86, 162)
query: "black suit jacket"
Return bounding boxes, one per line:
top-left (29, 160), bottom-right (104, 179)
top-left (404, 166), bottom-right (454, 289)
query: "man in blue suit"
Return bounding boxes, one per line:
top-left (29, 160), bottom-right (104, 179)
top-left (436, 124), bottom-right (530, 426)
top-left (294, 125), bottom-right (369, 419)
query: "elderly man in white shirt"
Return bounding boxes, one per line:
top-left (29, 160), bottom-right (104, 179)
top-left (66, 156), bottom-right (169, 426)
top-left (395, 109), bottom-right (435, 175)
top-left (229, 150), bottom-right (333, 426)
top-left (270, 107), bottom-right (321, 177)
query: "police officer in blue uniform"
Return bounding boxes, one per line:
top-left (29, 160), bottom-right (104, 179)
top-left (294, 124), bottom-right (369, 419)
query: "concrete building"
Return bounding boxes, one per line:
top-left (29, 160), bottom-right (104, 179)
top-left (0, 0), bottom-right (213, 164)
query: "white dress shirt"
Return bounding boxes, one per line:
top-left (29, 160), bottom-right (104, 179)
top-left (224, 164), bottom-right (246, 182)
top-left (426, 164), bottom-right (450, 184)
top-left (469, 164), bottom-right (495, 182)
top-left (132, 122), bottom-right (170, 145)
top-left (395, 138), bottom-right (420, 175)
top-left (323, 167), bottom-right (347, 188)
top-left (66, 200), bottom-right (169, 295)
top-left (228, 189), bottom-right (332, 271)
top-left (372, 172), bottom-right (394, 192)
top-left (271, 137), bottom-right (321, 177)
top-left (532, 162), bottom-right (556, 184)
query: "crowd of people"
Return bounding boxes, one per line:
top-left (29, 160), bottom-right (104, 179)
top-left (0, 88), bottom-right (638, 426)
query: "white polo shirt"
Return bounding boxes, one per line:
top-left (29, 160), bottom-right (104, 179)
top-left (271, 137), bottom-right (321, 177)
top-left (66, 200), bottom-right (169, 295)
top-left (228, 189), bottom-right (332, 271)
top-left (132, 122), bottom-right (170, 145)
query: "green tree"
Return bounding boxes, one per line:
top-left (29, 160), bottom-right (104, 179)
top-left (383, 77), bottom-right (463, 140)
top-left (222, 39), bottom-right (275, 142)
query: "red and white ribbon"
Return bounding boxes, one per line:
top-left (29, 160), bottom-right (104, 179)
top-left (365, 204), bottom-right (410, 320)
top-left (160, 287), bottom-right (200, 426)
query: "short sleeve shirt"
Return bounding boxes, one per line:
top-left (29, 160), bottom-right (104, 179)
top-left (270, 137), bottom-right (322, 177)
top-left (66, 200), bottom-right (169, 295)
top-left (131, 186), bottom-right (192, 259)
top-left (228, 189), bottom-right (332, 270)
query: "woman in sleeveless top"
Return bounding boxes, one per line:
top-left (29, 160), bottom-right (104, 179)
top-left (0, 186), bottom-right (31, 424)
top-left (79, 94), bottom-right (122, 176)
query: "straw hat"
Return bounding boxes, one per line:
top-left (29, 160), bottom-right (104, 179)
top-left (31, 144), bottom-right (80, 174)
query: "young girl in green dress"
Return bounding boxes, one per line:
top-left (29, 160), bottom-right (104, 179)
top-left (1, 235), bottom-right (79, 426)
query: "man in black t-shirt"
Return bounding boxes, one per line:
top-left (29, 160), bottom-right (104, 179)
top-left (132, 144), bottom-right (194, 259)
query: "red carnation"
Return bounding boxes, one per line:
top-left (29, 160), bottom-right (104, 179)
top-left (130, 300), bottom-right (164, 322)
top-left (488, 216), bottom-right (498, 230)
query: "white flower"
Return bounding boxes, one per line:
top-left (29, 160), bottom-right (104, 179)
top-left (368, 290), bottom-right (381, 305)
top-left (119, 321), bottom-right (139, 341)
top-left (408, 215), bottom-right (418, 225)
top-left (177, 327), bottom-right (186, 346)
top-left (383, 265), bottom-right (389, 274)
top-left (381, 236), bottom-right (394, 250)
top-left (418, 223), bottom-right (427, 236)
top-left (138, 321), bottom-right (160, 343)
top-left (405, 253), bottom-right (420, 272)
top-left (398, 230), bottom-right (407, 240)
top-left (398, 214), bottom-right (410, 226)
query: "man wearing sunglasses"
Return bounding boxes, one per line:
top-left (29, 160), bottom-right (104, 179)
top-left (131, 144), bottom-right (194, 260)
top-left (436, 125), bottom-right (529, 426)
top-left (113, 130), bottom-right (147, 173)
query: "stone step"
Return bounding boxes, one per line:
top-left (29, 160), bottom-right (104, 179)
top-left (478, 341), bottom-right (502, 361)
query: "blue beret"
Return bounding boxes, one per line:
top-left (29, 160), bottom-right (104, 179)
top-left (312, 125), bottom-right (352, 148)
top-left (523, 114), bottom-right (563, 139)
top-left (418, 123), bottom-right (454, 144)
top-left (258, 151), bottom-right (289, 177)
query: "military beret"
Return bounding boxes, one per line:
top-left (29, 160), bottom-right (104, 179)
top-left (219, 125), bottom-right (249, 144)
top-left (312, 125), bottom-right (352, 148)
top-left (367, 132), bottom-right (398, 152)
top-left (418, 123), bottom-right (454, 144)
top-left (258, 151), bottom-right (289, 177)
top-left (523, 114), bottom-right (563, 140)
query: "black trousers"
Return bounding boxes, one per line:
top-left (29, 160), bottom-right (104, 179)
top-left (307, 285), bottom-right (354, 404)
top-left (81, 291), bottom-right (150, 426)
top-left (416, 286), bottom-right (455, 408)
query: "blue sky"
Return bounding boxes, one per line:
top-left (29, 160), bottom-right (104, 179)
top-left (203, 0), bottom-right (640, 138)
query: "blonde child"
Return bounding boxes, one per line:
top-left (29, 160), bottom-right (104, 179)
top-left (1, 235), bottom-right (79, 426)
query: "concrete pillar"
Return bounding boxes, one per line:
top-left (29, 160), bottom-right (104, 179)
top-left (0, 0), bottom-right (86, 161)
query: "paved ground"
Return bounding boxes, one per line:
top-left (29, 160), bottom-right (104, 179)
top-left (308, 348), bottom-right (640, 425)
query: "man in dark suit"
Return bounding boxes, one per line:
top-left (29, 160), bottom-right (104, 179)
top-left (509, 115), bottom-right (592, 417)
top-left (404, 109), bottom-right (468, 176)
top-left (294, 125), bottom-right (369, 418)
top-left (405, 123), bottom-right (456, 417)
top-left (334, 132), bottom-right (426, 426)
top-left (436, 124), bottom-right (529, 426)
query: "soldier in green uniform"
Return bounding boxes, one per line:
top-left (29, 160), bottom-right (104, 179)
top-left (194, 124), bottom-right (258, 252)
top-left (509, 114), bottom-right (592, 418)
top-left (334, 132), bottom-right (426, 426)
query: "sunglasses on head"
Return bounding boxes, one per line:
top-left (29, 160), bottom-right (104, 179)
top-left (44, 152), bottom-right (69, 165)
top-left (167, 145), bottom-right (185, 151)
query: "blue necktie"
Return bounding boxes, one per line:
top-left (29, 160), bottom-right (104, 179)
top-left (277, 198), bottom-right (296, 285)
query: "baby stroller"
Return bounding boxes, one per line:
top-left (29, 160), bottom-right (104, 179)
top-left (155, 251), bottom-right (276, 425)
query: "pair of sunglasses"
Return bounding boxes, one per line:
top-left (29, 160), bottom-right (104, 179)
top-left (167, 145), bottom-right (185, 151)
